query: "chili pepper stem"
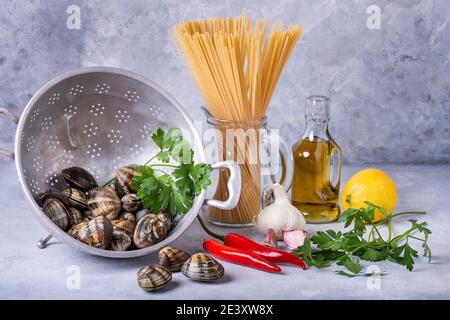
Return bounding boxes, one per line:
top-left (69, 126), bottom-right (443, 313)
top-left (197, 215), bottom-right (225, 241)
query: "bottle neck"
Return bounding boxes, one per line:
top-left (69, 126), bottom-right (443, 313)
top-left (303, 95), bottom-right (331, 141)
top-left (302, 120), bottom-right (330, 141)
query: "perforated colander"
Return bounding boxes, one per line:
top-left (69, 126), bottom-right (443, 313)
top-left (0, 67), bottom-right (241, 258)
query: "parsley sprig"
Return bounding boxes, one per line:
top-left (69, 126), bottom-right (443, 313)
top-left (294, 202), bottom-right (431, 277)
top-left (129, 128), bottom-right (211, 216)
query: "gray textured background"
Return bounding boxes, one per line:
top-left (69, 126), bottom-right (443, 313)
top-left (0, 0), bottom-right (449, 164)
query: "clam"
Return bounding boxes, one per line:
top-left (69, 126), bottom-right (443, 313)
top-left (37, 189), bottom-right (69, 208)
top-left (62, 167), bottom-right (98, 192)
top-left (118, 211), bottom-right (136, 222)
top-left (121, 194), bottom-right (142, 212)
top-left (83, 210), bottom-right (93, 219)
top-left (137, 265), bottom-right (172, 292)
top-left (67, 207), bottom-right (84, 226)
top-left (87, 187), bottom-right (121, 220)
top-left (62, 188), bottom-right (88, 211)
top-left (136, 209), bottom-right (150, 223)
top-left (78, 216), bottom-right (113, 249)
top-left (157, 212), bottom-right (173, 231)
top-left (158, 247), bottom-right (190, 272)
top-left (42, 198), bottom-right (70, 231)
top-left (105, 185), bottom-right (116, 194)
top-left (67, 218), bottom-right (89, 239)
top-left (135, 210), bottom-right (171, 228)
top-left (115, 165), bottom-right (140, 197)
top-left (181, 253), bottom-right (224, 282)
top-left (110, 230), bottom-right (132, 251)
top-left (133, 214), bottom-right (168, 249)
top-left (111, 219), bottom-right (136, 236)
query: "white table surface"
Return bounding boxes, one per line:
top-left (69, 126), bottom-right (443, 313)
top-left (0, 160), bottom-right (449, 300)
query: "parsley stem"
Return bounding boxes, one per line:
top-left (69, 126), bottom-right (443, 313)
top-left (387, 222), bottom-right (392, 242)
top-left (150, 164), bottom-right (179, 168)
top-left (390, 224), bottom-right (422, 245)
top-left (143, 154), bottom-right (158, 166)
top-left (153, 168), bottom-right (169, 175)
top-left (386, 211), bottom-right (426, 220)
top-left (372, 224), bottom-right (384, 242)
top-left (367, 227), bottom-right (374, 242)
top-left (407, 235), bottom-right (426, 242)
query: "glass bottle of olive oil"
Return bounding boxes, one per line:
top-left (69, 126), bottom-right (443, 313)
top-left (291, 96), bottom-right (342, 223)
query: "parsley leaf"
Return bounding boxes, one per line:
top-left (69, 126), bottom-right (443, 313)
top-left (359, 247), bottom-right (388, 262)
top-left (311, 230), bottom-right (343, 251)
top-left (169, 190), bottom-right (192, 215)
top-left (294, 238), bottom-right (333, 269)
top-left (174, 163), bottom-right (212, 196)
top-left (391, 242), bottom-right (419, 271)
top-left (191, 163), bottom-right (212, 194)
top-left (338, 256), bottom-right (362, 275)
top-left (152, 127), bottom-right (191, 163)
top-left (131, 128), bottom-right (212, 216)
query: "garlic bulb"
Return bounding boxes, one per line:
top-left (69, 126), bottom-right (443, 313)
top-left (255, 183), bottom-right (306, 239)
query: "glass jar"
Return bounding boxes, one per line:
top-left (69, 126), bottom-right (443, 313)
top-left (291, 96), bottom-right (342, 223)
top-left (204, 109), bottom-right (293, 227)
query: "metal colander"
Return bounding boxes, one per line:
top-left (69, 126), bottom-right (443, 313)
top-left (0, 67), bottom-right (241, 258)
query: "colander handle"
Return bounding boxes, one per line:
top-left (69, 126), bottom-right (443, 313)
top-left (0, 106), bottom-right (19, 159)
top-left (206, 161), bottom-right (241, 210)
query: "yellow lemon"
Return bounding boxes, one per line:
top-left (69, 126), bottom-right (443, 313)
top-left (341, 168), bottom-right (397, 223)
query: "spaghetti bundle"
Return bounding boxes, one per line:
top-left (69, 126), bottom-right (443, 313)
top-left (172, 16), bottom-right (302, 121)
top-left (172, 16), bottom-right (302, 225)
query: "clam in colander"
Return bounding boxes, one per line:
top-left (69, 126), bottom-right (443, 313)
top-left (0, 67), bottom-right (241, 258)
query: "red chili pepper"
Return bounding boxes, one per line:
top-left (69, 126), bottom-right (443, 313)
top-left (224, 233), bottom-right (307, 270)
top-left (203, 239), bottom-right (281, 273)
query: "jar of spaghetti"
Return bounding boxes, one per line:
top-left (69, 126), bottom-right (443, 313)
top-left (204, 108), bottom-right (293, 227)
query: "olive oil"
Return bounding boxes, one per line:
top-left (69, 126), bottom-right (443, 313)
top-left (292, 138), bottom-right (341, 222)
top-left (291, 96), bottom-right (342, 223)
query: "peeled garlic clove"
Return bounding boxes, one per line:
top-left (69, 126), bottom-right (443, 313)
top-left (263, 228), bottom-right (278, 248)
top-left (282, 230), bottom-right (308, 250)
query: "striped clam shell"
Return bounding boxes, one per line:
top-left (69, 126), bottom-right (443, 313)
top-left (133, 214), bottom-right (168, 249)
top-left (137, 265), bottom-right (172, 292)
top-left (110, 230), bottom-right (132, 251)
top-left (78, 216), bottom-right (113, 249)
top-left (181, 253), bottom-right (224, 282)
top-left (121, 193), bottom-right (142, 212)
top-left (105, 185), bottom-right (117, 194)
top-left (62, 167), bottom-right (98, 192)
top-left (42, 198), bottom-right (70, 231)
top-left (157, 212), bottom-right (173, 231)
top-left (37, 189), bottom-right (69, 208)
top-left (111, 218), bottom-right (136, 236)
top-left (87, 187), bottom-right (122, 221)
top-left (158, 247), bottom-right (190, 272)
top-left (117, 211), bottom-right (136, 222)
top-left (136, 209), bottom-right (150, 223)
top-left (67, 207), bottom-right (84, 226)
top-left (63, 188), bottom-right (88, 211)
top-left (67, 218), bottom-right (89, 239)
top-left (115, 165), bottom-right (140, 198)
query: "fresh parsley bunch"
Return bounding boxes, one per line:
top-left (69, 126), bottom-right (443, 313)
top-left (131, 128), bottom-right (212, 216)
top-left (294, 202), bottom-right (431, 277)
